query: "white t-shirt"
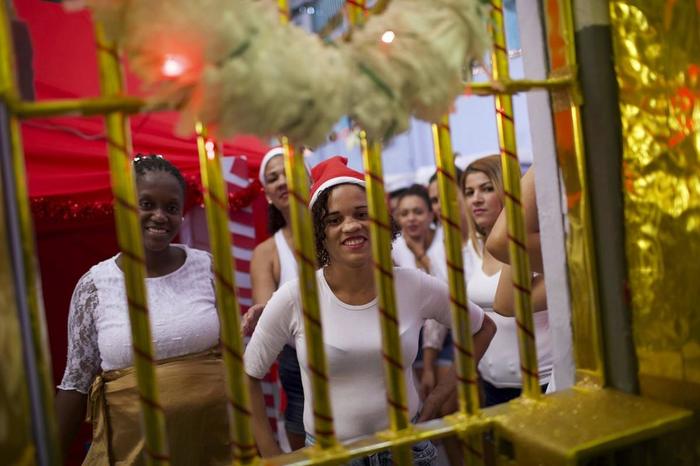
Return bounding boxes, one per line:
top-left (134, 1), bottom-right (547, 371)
top-left (392, 228), bottom-right (449, 349)
top-left (59, 245), bottom-right (220, 394)
top-left (464, 241), bottom-right (552, 387)
top-left (391, 228), bottom-right (447, 281)
top-left (244, 267), bottom-right (484, 442)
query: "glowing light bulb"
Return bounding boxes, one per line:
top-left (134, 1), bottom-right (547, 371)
top-left (161, 54), bottom-right (187, 77)
top-left (205, 140), bottom-right (216, 160)
top-left (381, 30), bottom-right (395, 44)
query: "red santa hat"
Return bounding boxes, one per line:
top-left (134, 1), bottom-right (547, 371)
top-left (309, 156), bottom-right (365, 208)
top-left (258, 146), bottom-right (284, 186)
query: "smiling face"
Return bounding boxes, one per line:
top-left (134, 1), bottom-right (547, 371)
top-left (263, 156), bottom-right (289, 210)
top-left (136, 170), bottom-right (184, 252)
top-left (396, 194), bottom-right (433, 242)
top-left (322, 184), bottom-right (371, 268)
top-left (463, 171), bottom-right (503, 235)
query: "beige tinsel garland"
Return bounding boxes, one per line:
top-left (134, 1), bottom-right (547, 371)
top-left (86, 0), bottom-right (489, 146)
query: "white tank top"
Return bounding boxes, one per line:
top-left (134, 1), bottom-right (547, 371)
top-left (274, 230), bottom-right (297, 286)
top-left (464, 242), bottom-right (553, 388)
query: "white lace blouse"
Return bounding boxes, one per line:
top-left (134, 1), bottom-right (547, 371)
top-left (58, 245), bottom-right (221, 394)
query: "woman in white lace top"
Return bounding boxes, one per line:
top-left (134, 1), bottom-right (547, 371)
top-left (55, 155), bottom-right (230, 465)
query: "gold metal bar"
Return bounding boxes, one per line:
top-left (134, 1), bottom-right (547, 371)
top-left (359, 133), bottom-right (413, 465)
top-left (274, 0), bottom-right (338, 454)
top-left (194, 124), bottom-right (257, 463)
top-left (95, 24), bottom-right (170, 465)
top-left (280, 139), bottom-right (338, 451)
top-left (348, 2), bottom-right (410, 462)
top-left (0, 3), bottom-right (60, 463)
top-left (464, 75), bottom-right (575, 96)
top-left (543, 0), bottom-right (605, 386)
top-left (8, 95), bottom-right (146, 119)
top-left (431, 117), bottom-right (484, 465)
top-left (276, 0), bottom-right (338, 454)
top-left (267, 412), bottom-right (492, 466)
top-left (490, 0), bottom-right (540, 397)
top-left (0, 74), bottom-right (576, 121)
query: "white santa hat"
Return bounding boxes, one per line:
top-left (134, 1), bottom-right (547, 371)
top-left (308, 156), bottom-right (366, 209)
top-left (258, 146), bottom-right (284, 186)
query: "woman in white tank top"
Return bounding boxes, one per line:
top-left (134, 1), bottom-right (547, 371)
top-left (462, 156), bottom-right (552, 406)
top-left (391, 184), bottom-right (453, 403)
top-left (248, 147), bottom-right (306, 450)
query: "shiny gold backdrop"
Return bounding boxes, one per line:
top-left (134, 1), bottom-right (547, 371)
top-left (610, 1), bottom-right (700, 404)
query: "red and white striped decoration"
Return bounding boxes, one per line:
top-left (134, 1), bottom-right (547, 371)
top-left (182, 155), bottom-right (282, 440)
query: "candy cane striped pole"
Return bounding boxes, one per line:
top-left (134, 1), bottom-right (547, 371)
top-left (432, 117), bottom-right (484, 466)
top-left (360, 133), bottom-right (413, 466)
top-left (280, 139), bottom-right (338, 451)
top-left (490, 0), bottom-right (540, 398)
top-left (195, 124), bottom-right (257, 463)
top-left (276, 1), bottom-right (338, 453)
top-left (347, 0), bottom-right (411, 462)
top-left (95, 25), bottom-right (170, 465)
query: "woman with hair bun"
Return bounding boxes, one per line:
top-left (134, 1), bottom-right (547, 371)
top-left (55, 154), bottom-right (230, 465)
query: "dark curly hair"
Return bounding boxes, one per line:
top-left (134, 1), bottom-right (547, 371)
top-left (268, 204), bottom-right (287, 234)
top-left (133, 153), bottom-right (186, 198)
top-left (396, 184), bottom-right (431, 212)
top-left (311, 184), bottom-right (400, 267)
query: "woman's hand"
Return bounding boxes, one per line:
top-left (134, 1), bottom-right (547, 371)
top-left (419, 366), bottom-right (437, 401)
top-left (241, 304), bottom-right (265, 336)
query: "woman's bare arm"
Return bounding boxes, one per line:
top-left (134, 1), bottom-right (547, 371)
top-left (55, 389), bottom-right (87, 458)
top-left (492, 265), bottom-right (548, 317)
top-left (418, 315), bottom-right (496, 421)
top-left (248, 376), bottom-right (283, 456)
top-left (243, 239), bottom-right (279, 334)
top-left (486, 169), bottom-right (544, 274)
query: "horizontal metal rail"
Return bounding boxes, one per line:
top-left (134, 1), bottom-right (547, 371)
top-left (0, 75), bottom-right (575, 120)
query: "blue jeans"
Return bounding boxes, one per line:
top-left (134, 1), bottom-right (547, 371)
top-left (305, 431), bottom-right (438, 465)
top-left (278, 345), bottom-right (305, 435)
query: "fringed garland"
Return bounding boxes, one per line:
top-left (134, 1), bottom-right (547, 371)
top-left (31, 177), bottom-right (263, 223)
top-left (84, 0), bottom-right (490, 146)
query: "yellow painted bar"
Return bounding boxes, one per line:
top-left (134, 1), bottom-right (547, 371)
top-left (0, 77), bottom-right (578, 120)
top-left (0, 3), bottom-right (60, 463)
top-left (277, 0), bottom-right (337, 454)
top-left (280, 139), bottom-right (338, 452)
top-left (431, 117), bottom-right (484, 465)
top-left (489, 0), bottom-right (540, 397)
top-left (9, 95), bottom-right (146, 119)
top-left (543, 0), bottom-right (605, 386)
top-left (95, 25), bottom-right (170, 465)
top-left (194, 124), bottom-right (257, 463)
top-left (465, 75), bottom-right (574, 96)
top-left (359, 133), bottom-right (413, 465)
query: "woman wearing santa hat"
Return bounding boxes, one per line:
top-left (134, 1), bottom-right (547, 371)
top-left (244, 156), bottom-right (496, 463)
top-left (246, 146), bottom-right (306, 450)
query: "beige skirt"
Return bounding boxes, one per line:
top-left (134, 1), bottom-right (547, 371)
top-left (83, 350), bottom-right (232, 466)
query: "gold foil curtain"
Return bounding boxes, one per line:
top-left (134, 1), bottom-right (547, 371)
top-left (609, 1), bottom-right (700, 397)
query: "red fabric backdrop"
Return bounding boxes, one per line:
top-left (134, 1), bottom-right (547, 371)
top-left (14, 1), bottom-right (271, 461)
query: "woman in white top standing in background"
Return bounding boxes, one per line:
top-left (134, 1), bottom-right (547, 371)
top-left (248, 147), bottom-right (306, 450)
top-left (461, 155), bottom-right (552, 406)
top-left (391, 184), bottom-right (454, 401)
